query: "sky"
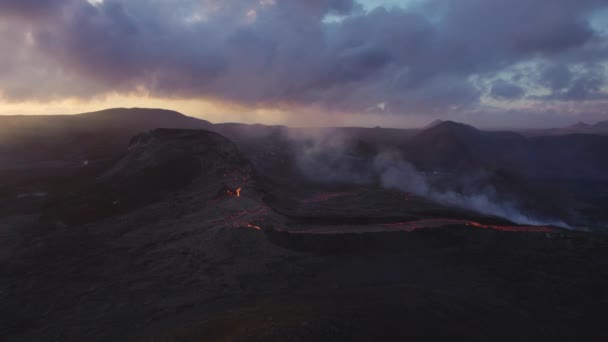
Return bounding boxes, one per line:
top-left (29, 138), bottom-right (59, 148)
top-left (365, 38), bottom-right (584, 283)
top-left (0, 0), bottom-right (607, 128)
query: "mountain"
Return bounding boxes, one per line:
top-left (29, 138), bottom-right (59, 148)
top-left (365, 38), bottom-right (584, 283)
top-left (42, 128), bottom-right (254, 225)
top-left (529, 134), bottom-right (608, 180)
top-left (0, 108), bottom-right (210, 137)
top-left (595, 120), bottom-right (608, 128)
top-left (423, 119), bottom-right (444, 129)
top-left (2, 109), bottom-right (608, 342)
top-left (568, 121), bottom-right (591, 129)
top-left (403, 121), bottom-right (527, 172)
top-left (0, 108), bottom-right (211, 168)
top-left (402, 120), bottom-right (608, 181)
top-left (418, 120), bottom-right (480, 138)
top-left (524, 119), bottom-right (608, 136)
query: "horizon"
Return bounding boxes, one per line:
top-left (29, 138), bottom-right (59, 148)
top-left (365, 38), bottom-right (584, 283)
top-left (1, 0), bottom-right (608, 128)
top-left (0, 107), bottom-right (608, 132)
top-left (4, 106), bottom-right (606, 131)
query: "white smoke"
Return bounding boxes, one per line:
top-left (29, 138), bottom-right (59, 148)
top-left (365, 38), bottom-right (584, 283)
top-left (373, 150), bottom-right (570, 228)
top-left (287, 129), bottom-right (570, 229)
top-left (290, 128), bottom-right (373, 185)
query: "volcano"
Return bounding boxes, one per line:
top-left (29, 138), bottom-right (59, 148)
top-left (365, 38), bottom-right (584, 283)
top-left (2, 112), bottom-right (608, 342)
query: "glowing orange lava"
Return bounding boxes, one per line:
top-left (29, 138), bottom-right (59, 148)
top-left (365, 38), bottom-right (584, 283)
top-left (247, 224), bottom-right (262, 230)
top-left (226, 187), bottom-right (242, 197)
top-left (383, 219), bottom-right (554, 233)
top-left (302, 192), bottom-right (356, 203)
top-left (283, 219), bottom-right (555, 235)
top-left (465, 221), bottom-right (552, 232)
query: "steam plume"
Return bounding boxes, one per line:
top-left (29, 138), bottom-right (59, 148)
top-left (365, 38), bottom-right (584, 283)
top-left (289, 129), bottom-right (570, 229)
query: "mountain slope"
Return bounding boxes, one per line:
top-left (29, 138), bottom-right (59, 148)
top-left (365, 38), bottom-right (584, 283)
top-left (572, 121), bottom-right (590, 128)
top-left (595, 120), bottom-right (608, 128)
top-left (42, 128), bottom-right (254, 225)
top-left (423, 119), bottom-right (445, 129)
top-left (402, 121), bottom-right (608, 180)
top-left (403, 121), bottom-right (528, 172)
top-left (0, 108), bottom-right (212, 167)
top-left (524, 119), bottom-right (608, 136)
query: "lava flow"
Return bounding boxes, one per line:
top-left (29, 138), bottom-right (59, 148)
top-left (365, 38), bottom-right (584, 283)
top-left (302, 192), bottom-right (356, 204)
top-left (383, 219), bottom-right (554, 233)
top-left (247, 224), bottom-right (262, 230)
top-left (284, 219), bottom-right (555, 235)
top-left (212, 203), bottom-right (272, 231)
top-left (226, 187), bottom-right (242, 197)
top-left (465, 221), bottom-right (553, 232)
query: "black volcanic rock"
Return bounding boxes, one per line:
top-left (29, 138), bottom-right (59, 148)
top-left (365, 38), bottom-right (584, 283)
top-left (42, 129), bottom-right (253, 225)
top-left (100, 129), bottom-right (245, 185)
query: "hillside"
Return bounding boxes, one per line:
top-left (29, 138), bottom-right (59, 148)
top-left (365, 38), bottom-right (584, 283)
top-left (0, 108), bottom-right (211, 167)
top-left (1, 125), bottom-right (607, 342)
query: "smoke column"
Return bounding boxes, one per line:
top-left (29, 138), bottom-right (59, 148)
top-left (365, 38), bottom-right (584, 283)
top-left (288, 129), bottom-right (570, 229)
top-left (373, 151), bottom-right (570, 228)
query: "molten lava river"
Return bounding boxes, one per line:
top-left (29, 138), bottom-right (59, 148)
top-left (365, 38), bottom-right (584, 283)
top-left (283, 219), bottom-right (554, 235)
top-left (214, 185), bottom-right (557, 235)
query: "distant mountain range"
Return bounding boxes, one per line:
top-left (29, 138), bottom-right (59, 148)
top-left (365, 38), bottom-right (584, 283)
top-left (404, 120), bottom-right (608, 181)
top-left (595, 120), bottom-right (608, 128)
top-left (523, 119), bottom-right (608, 136)
top-left (0, 108), bottom-right (212, 165)
top-left (0, 108), bottom-right (211, 141)
top-left (565, 120), bottom-right (608, 129)
top-left (1, 108), bottom-right (608, 183)
top-left (1, 108), bottom-right (608, 230)
top-left (567, 122), bottom-right (591, 129)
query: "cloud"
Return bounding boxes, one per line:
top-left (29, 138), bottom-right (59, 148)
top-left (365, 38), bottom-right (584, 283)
top-left (541, 64), bottom-right (574, 91)
top-left (490, 80), bottom-right (525, 100)
top-left (0, 0), bottom-right (70, 19)
top-left (535, 63), bottom-right (608, 101)
top-left (0, 0), bottom-right (607, 125)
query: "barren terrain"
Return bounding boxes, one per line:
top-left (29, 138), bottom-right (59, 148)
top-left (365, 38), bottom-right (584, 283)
top-left (1, 110), bottom-right (608, 341)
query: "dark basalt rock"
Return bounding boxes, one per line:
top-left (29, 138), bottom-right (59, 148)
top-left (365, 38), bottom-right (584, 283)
top-left (41, 129), bottom-right (252, 226)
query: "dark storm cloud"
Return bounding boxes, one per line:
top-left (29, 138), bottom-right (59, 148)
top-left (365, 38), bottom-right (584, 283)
top-left (0, 0), bottom-right (73, 19)
top-left (491, 80), bottom-right (525, 100)
top-left (0, 0), bottom-right (60, 14)
top-left (1, 0), bottom-right (607, 120)
top-left (546, 74), bottom-right (608, 102)
top-left (541, 64), bottom-right (574, 91)
top-left (321, 0), bottom-right (362, 15)
top-left (535, 63), bottom-right (608, 101)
